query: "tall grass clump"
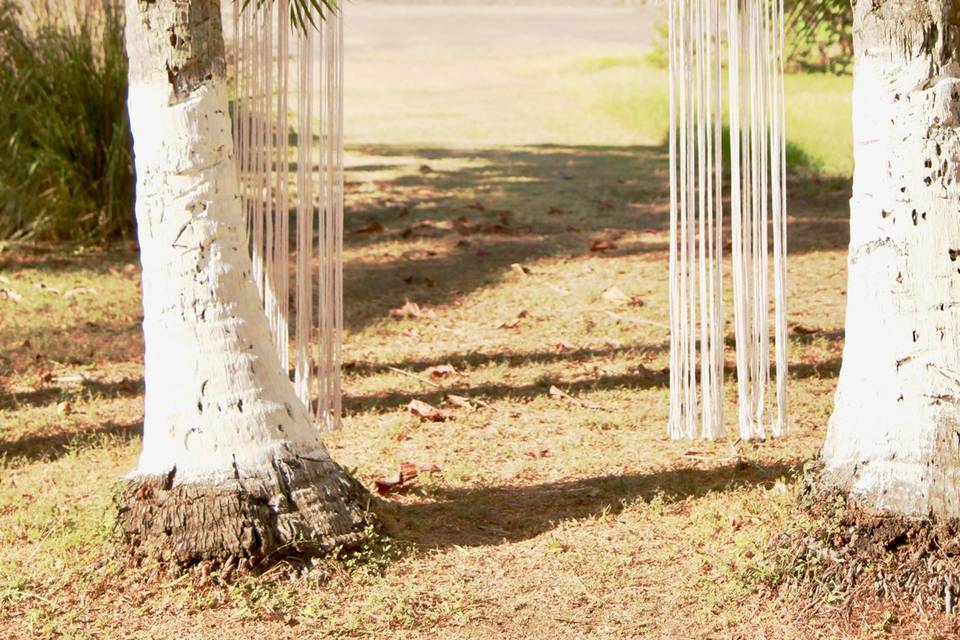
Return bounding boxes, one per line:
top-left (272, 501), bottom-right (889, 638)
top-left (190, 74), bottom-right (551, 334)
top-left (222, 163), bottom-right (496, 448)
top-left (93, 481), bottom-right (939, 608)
top-left (0, 0), bottom-right (133, 242)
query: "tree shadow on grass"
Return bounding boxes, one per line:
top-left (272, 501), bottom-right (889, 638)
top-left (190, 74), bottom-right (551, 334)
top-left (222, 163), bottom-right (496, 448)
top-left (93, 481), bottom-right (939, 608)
top-left (344, 344), bottom-right (654, 377)
top-left (343, 339), bottom-right (842, 415)
top-left (342, 143), bottom-right (850, 333)
top-left (379, 458), bottom-right (799, 549)
top-left (0, 420), bottom-right (141, 467)
top-left (0, 377), bottom-right (144, 411)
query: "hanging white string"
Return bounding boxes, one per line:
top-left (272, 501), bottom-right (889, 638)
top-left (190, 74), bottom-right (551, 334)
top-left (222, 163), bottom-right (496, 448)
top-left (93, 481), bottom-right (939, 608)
top-left (669, 0), bottom-right (787, 441)
top-left (668, 0), bottom-right (725, 441)
top-left (727, 0), bottom-right (789, 440)
top-left (232, 1), bottom-right (345, 431)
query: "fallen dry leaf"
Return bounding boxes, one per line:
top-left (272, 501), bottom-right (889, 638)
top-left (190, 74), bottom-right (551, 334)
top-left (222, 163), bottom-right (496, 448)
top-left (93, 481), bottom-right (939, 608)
top-left (457, 222), bottom-right (517, 236)
top-left (402, 328), bottom-right (421, 338)
top-left (601, 286), bottom-right (631, 305)
top-left (792, 324), bottom-right (821, 335)
top-left (548, 385), bottom-right (606, 411)
top-left (389, 300), bottom-right (436, 320)
top-left (446, 394), bottom-right (473, 410)
top-left (590, 240), bottom-right (618, 253)
top-left (497, 312), bottom-right (529, 330)
top-left (547, 207), bottom-right (568, 216)
top-left (64, 287), bottom-right (97, 299)
top-left (424, 364), bottom-right (458, 379)
top-left (511, 263), bottom-right (531, 276)
top-left (34, 283), bottom-right (62, 295)
top-left (403, 275), bottom-right (436, 288)
top-left (352, 221), bottom-right (385, 235)
top-left (525, 449), bottom-right (550, 459)
top-left (400, 249), bottom-right (440, 261)
top-left (445, 394), bottom-right (491, 411)
top-left (407, 399), bottom-right (451, 422)
top-left (0, 288), bottom-right (23, 303)
top-left (375, 461), bottom-right (420, 495)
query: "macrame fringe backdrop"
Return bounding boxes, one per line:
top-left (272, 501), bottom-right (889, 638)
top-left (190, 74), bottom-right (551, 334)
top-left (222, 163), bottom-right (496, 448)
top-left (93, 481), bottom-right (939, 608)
top-left (231, 0), bottom-right (344, 430)
top-left (668, 0), bottom-right (788, 441)
top-left (667, 0), bottom-right (725, 441)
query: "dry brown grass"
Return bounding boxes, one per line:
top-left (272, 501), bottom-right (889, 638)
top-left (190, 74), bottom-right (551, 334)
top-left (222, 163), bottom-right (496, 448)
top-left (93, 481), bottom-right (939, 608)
top-left (0, 40), bottom-right (951, 640)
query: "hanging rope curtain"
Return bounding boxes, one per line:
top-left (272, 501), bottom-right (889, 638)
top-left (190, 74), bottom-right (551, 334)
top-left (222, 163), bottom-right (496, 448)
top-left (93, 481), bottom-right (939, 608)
top-left (231, 0), bottom-right (344, 431)
top-left (667, 0), bottom-right (725, 441)
top-left (668, 0), bottom-right (788, 441)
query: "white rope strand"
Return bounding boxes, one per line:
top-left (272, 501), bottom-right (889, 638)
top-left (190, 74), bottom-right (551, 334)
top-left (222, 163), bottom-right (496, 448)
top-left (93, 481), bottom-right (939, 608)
top-left (233, 1), bottom-right (345, 432)
top-left (668, 0), bottom-right (726, 442)
top-left (669, 0), bottom-right (788, 441)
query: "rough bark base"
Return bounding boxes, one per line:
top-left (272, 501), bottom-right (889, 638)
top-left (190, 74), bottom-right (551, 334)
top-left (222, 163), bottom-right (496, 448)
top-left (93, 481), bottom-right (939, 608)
top-left (117, 456), bottom-right (378, 572)
top-left (768, 464), bottom-right (960, 613)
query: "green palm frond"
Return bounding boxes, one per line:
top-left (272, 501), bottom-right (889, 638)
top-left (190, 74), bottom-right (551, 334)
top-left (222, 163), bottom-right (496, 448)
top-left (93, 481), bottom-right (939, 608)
top-left (241, 0), bottom-right (340, 35)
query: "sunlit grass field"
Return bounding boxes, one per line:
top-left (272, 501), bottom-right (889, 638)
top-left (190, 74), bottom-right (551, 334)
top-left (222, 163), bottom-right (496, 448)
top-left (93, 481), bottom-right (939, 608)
top-left (3, 38), bottom-right (936, 639)
top-left (348, 48), bottom-right (852, 174)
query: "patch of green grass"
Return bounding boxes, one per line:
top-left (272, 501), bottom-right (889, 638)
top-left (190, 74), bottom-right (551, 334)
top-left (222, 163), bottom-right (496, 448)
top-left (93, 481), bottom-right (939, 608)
top-left (576, 53), bottom-right (853, 176)
top-left (784, 72), bottom-right (853, 176)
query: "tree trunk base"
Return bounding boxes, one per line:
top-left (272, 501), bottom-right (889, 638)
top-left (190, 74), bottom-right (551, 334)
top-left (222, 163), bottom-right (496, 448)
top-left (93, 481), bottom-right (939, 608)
top-left (117, 455), bottom-right (377, 572)
top-left (769, 464), bottom-right (960, 612)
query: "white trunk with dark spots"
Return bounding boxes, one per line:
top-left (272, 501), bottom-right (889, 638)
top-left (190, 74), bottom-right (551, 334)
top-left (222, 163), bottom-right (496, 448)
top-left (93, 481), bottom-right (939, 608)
top-left (120, 0), bottom-right (370, 566)
top-left (823, 0), bottom-right (960, 517)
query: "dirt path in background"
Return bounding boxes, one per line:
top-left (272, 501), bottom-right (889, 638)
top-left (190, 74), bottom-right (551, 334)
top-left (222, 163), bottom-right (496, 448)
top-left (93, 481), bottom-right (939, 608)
top-left (344, 1), bottom-right (660, 51)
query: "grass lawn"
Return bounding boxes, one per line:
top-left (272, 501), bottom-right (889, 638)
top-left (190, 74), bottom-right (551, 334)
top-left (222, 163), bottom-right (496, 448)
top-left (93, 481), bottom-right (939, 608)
top-left (3, 42), bottom-right (946, 639)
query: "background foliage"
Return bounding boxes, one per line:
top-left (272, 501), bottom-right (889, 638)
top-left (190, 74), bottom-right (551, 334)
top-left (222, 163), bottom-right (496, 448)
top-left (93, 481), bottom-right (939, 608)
top-left (786, 0), bottom-right (852, 74)
top-left (0, 0), bottom-right (133, 242)
top-left (646, 0), bottom-right (853, 75)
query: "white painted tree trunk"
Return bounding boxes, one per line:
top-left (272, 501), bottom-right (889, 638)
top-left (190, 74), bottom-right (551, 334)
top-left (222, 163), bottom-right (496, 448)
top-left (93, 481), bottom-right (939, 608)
top-left (120, 0), bottom-right (369, 566)
top-left (822, 0), bottom-right (960, 517)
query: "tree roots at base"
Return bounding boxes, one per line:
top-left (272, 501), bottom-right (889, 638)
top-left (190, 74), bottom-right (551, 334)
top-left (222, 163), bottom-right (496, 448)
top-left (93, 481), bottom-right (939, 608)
top-left (116, 456), bottom-right (378, 573)
top-left (769, 465), bottom-right (960, 614)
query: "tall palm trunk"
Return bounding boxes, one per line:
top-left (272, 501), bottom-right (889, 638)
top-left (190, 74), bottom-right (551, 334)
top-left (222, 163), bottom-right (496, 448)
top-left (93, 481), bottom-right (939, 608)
top-left (119, 0), bottom-right (371, 567)
top-left (822, 0), bottom-right (960, 517)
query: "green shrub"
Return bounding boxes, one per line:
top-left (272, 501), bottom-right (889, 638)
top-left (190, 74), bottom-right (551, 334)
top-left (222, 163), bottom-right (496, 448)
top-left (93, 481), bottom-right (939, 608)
top-left (0, 0), bottom-right (134, 242)
top-left (785, 0), bottom-right (852, 75)
top-left (644, 1), bottom-right (852, 76)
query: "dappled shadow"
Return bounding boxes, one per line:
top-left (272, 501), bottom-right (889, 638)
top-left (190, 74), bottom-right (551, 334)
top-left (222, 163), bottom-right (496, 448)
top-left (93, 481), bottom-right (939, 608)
top-left (0, 420), bottom-right (141, 466)
top-left (0, 243), bottom-right (135, 274)
top-left (345, 353), bottom-right (841, 416)
top-left (344, 344), bottom-right (653, 377)
top-left (378, 458), bottom-right (799, 549)
top-left (342, 143), bottom-right (850, 332)
top-left (342, 329), bottom-right (843, 415)
top-left (344, 364), bottom-right (670, 415)
top-left (0, 377), bottom-right (144, 411)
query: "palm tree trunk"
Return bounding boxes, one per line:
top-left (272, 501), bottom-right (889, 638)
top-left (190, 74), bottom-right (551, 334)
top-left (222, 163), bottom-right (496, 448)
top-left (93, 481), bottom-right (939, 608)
top-left (822, 0), bottom-right (960, 517)
top-left (118, 0), bottom-right (372, 568)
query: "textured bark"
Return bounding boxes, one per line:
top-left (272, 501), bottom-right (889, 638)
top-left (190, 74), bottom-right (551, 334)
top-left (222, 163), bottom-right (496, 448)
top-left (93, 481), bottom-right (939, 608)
top-left (120, 0), bottom-right (372, 566)
top-left (772, 466), bottom-right (960, 611)
top-left (120, 456), bottom-right (373, 567)
top-left (822, 0), bottom-right (960, 517)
